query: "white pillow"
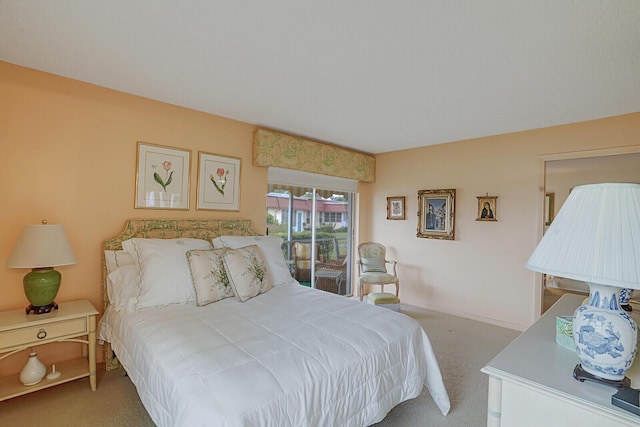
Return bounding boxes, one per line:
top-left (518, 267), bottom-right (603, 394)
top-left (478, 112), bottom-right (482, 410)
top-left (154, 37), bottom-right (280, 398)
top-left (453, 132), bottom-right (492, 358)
top-left (122, 238), bottom-right (213, 310)
top-left (107, 265), bottom-right (139, 312)
top-left (223, 245), bottom-right (273, 302)
top-left (186, 249), bottom-right (235, 306)
top-left (212, 236), bottom-right (293, 286)
top-left (104, 250), bottom-right (135, 274)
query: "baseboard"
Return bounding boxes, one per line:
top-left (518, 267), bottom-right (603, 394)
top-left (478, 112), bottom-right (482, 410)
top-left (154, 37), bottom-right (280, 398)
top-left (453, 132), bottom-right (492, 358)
top-left (412, 302), bottom-right (528, 332)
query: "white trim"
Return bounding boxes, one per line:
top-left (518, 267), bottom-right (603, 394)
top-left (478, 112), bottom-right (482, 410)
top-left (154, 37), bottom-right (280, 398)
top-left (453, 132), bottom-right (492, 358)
top-left (267, 167), bottom-right (358, 194)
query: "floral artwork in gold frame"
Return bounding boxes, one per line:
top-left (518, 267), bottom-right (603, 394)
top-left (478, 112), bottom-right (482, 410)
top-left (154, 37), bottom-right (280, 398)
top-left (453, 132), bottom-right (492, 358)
top-left (387, 196), bottom-right (406, 220)
top-left (135, 142), bottom-right (191, 210)
top-left (196, 152), bottom-right (241, 211)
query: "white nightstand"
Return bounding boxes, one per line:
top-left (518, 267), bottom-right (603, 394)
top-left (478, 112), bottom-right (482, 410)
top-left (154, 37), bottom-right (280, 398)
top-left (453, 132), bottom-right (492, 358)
top-left (0, 299), bottom-right (98, 401)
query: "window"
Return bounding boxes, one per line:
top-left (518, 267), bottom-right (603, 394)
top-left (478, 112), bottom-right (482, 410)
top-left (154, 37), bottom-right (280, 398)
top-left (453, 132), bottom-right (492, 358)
top-left (323, 212), bottom-right (342, 224)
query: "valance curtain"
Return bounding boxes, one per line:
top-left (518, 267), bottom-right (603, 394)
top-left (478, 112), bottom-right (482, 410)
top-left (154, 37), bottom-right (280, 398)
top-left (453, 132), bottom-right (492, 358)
top-left (253, 128), bottom-right (375, 183)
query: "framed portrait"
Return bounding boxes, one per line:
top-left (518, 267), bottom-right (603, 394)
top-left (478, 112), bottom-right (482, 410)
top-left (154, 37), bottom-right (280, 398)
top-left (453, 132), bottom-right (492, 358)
top-left (135, 142), bottom-right (191, 210)
top-left (476, 195), bottom-right (498, 221)
top-left (196, 152), bottom-right (241, 211)
top-left (417, 189), bottom-right (456, 240)
top-left (545, 192), bottom-right (555, 226)
top-left (387, 196), bottom-right (406, 220)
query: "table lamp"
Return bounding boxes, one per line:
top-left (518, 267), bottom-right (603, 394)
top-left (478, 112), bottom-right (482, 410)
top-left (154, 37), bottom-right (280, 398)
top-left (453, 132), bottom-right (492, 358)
top-left (526, 183), bottom-right (640, 388)
top-left (6, 221), bottom-right (77, 314)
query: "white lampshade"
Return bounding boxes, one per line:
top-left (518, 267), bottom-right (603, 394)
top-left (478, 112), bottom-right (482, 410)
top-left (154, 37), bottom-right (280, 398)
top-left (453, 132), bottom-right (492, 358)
top-left (7, 223), bottom-right (77, 269)
top-left (526, 183), bottom-right (640, 290)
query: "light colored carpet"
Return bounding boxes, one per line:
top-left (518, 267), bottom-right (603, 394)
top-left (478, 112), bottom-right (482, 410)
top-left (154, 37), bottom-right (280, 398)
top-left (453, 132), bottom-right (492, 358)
top-left (374, 305), bottom-right (519, 426)
top-left (0, 304), bottom-right (519, 427)
top-left (0, 362), bottom-right (154, 427)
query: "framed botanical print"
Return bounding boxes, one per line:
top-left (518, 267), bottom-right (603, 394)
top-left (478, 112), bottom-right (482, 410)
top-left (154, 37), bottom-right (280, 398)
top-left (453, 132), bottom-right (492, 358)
top-left (196, 152), bottom-right (241, 211)
top-left (476, 195), bottom-right (498, 221)
top-left (417, 189), bottom-right (456, 240)
top-left (135, 142), bottom-right (191, 210)
top-left (387, 196), bottom-right (406, 220)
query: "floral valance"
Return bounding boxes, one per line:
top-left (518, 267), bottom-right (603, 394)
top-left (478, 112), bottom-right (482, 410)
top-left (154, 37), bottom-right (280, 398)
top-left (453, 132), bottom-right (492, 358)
top-left (253, 129), bottom-right (375, 183)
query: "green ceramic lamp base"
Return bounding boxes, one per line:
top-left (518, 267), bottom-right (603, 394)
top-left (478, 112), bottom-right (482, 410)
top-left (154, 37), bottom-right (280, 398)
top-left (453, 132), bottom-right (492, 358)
top-left (23, 268), bottom-right (61, 315)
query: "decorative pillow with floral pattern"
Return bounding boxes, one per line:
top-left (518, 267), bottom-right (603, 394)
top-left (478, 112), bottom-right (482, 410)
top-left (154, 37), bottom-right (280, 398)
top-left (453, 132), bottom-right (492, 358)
top-left (186, 249), bottom-right (235, 306)
top-left (223, 245), bottom-right (273, 302)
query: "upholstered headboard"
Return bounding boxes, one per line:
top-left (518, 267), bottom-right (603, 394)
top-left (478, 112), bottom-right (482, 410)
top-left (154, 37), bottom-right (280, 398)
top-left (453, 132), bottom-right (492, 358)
top-left (101, 218), bottom-right (259, 370)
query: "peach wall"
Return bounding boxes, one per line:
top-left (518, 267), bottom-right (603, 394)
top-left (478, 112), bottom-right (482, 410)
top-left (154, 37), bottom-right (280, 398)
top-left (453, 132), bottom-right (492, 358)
top-left (362, 113), bottom-right (640, 330)
top-left (0, 62), bottom-right (267, 373)
top-left (3, 60), bottom-right (640, 374)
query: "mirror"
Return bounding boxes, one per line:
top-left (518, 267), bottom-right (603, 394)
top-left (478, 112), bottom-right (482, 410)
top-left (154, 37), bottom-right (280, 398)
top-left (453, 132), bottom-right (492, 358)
top-left (542, 151), bottom-right (640, 312)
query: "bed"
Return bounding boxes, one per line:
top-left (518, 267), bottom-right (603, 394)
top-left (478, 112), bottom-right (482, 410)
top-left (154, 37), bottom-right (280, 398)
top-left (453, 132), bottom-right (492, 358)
top-left (98, 219), bottom-right (450, 426)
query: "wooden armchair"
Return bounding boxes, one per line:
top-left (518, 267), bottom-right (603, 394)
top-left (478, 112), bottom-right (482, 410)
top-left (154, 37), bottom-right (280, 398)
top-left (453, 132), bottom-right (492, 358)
top-left (357, 242), bottom-right (400, 306)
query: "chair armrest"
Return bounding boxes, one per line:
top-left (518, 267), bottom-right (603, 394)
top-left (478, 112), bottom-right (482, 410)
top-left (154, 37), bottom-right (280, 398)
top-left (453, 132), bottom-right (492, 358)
top-left (385, 259), bottom-right (398, 276)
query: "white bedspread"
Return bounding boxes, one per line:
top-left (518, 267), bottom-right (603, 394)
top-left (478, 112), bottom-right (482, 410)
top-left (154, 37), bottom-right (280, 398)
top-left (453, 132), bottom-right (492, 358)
top-left (99, 283), bottom-right (450, 426)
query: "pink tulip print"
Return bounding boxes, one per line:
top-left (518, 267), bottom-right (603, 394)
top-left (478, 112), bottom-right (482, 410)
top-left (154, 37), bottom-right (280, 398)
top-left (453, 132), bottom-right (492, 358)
top-left (153, 161), bottom-right (174, 192)
top-left (210, 167), bottom-right (230, 195)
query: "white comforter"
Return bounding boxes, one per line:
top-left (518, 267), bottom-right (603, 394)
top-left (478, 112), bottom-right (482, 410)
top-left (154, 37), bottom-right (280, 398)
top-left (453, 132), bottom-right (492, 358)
top-left (99, 283), bottom-right (450, 426)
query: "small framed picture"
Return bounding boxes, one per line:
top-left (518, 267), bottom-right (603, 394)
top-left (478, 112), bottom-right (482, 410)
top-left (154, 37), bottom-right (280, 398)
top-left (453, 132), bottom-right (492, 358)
top-left (545, 193), bottom-right (555, 225)
top-left (417, 189), bottom-right (456, 240)
top-left (476, 195), bottom-right (498, 221)
top-left (135, 142), bottom-right (191, 210)
top-left (196, 152), bottom-right (241, 211)
top-left (387, 196), bottom-right (406, 220)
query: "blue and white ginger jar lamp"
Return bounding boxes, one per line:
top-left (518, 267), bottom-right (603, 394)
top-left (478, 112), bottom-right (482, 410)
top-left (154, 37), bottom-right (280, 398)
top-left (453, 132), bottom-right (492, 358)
top-left (526, 183), bottom-right (640, 386)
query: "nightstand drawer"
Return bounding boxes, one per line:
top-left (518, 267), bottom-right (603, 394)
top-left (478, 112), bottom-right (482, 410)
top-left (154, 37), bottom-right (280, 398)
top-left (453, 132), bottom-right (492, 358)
top-left (0, 318), bottom-right (87, 349)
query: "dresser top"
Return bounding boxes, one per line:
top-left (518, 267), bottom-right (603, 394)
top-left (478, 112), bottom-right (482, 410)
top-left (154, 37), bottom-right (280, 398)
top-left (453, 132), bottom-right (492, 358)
top-left (483, 293), bottom-right (640, 423)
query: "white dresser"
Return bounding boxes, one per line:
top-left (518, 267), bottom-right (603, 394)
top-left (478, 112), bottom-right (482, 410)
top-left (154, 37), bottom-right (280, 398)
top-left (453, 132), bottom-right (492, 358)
top-left (482, 294), bottom-right (640, 426)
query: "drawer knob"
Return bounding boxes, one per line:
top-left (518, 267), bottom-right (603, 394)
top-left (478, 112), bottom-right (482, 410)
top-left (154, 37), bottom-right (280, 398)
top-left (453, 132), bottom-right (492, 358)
top-left (36, 329), bottom-right (47, 340)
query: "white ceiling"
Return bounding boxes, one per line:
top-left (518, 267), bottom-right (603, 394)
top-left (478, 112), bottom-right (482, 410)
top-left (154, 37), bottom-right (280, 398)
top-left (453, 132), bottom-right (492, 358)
top-left (1, 1), bottom-right (639, 154)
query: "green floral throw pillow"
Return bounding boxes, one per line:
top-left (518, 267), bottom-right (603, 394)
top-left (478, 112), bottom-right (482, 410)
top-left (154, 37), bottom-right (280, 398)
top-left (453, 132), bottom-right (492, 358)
top-left (223, 245), bottom-right (273, 302)
top-left (186, 248), bottom-right (235, 306)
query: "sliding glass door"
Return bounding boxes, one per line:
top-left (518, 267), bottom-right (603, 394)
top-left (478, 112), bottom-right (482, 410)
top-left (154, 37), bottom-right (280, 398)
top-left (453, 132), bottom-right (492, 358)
top-left (266, 187), bottom-right (353, 296)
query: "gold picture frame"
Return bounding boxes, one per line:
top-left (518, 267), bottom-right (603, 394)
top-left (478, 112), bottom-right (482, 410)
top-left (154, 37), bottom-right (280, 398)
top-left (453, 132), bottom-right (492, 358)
top-left (476, 195), bottom-right (498, 221)
top-left (135, 142), bottom-right (191, 210)
top-left (196, 152), bottom-right (241, 211)
top-left (417, 189), bottom-right (456, 240)
top-left (545, 192), bottom-right (555, 225)
top-left (387, 196), bottom-right (406, 220)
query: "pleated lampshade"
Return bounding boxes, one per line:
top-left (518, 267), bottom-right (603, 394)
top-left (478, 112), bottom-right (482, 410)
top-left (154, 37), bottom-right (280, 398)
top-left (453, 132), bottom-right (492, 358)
top-left (7, 224), bottom-right (77, 268)
top-left (526, 183), bottom-right (640, 289)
